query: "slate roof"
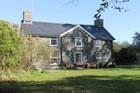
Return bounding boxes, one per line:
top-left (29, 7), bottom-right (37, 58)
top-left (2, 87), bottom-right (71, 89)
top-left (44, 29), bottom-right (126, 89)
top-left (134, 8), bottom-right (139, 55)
top-left (22, 21), bottom-right (115, 40)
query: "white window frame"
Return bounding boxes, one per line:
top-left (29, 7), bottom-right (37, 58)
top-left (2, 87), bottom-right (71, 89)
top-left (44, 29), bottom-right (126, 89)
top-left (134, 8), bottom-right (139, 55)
top-left (74, 52), bottom-right (82, 64)
top-left (96, 52), bottom-right (103, 62)
top-left (95, 40), bottom-right (102, 48)
top-left (50, 51), bottom-right (59, 64)
top-left (50, 51), bottom-right (59, 59)
top-left (75, 37), bottom-right (83, 47)
top-left (49, 38), bottom-right (58, 46)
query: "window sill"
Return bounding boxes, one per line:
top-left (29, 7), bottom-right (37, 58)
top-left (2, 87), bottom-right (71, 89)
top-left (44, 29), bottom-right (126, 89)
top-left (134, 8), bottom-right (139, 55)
top-left (50, 45), bottom-right (58, 47)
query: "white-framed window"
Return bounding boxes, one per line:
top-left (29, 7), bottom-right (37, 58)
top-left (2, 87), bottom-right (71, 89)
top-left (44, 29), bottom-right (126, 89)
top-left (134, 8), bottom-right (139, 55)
top-left (50, 51), bottom-right (59, 64)
top-left (49, 38), bottom-right (58, 46)
top-left (96, 52), bottom-right (103, 62)
top-left (75, 37), bottom-right (82, 47)
top-left (95, 40), bottom-right (102, 48)
top-left (74, 52), bottom-right (82, 64)
top-left (50, 51), bottom-right (58, 58)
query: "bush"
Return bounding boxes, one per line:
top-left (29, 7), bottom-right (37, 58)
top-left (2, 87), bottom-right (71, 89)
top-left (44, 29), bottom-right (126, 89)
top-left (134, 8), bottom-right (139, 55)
top-left (0, 20), bottom-right (23, 70)
top-left (114, 48), bottom-right (137, 65)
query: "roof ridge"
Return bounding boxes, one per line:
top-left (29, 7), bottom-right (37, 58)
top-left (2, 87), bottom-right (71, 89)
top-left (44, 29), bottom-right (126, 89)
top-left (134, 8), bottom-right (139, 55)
top-left (32, 21), bottom-right (95, 26)
top-left (32, 21), bottom-right (76, 25)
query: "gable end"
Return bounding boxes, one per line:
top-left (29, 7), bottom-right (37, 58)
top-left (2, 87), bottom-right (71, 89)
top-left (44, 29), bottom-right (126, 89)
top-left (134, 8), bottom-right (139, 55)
top-left (60, 25), bottom-right (96, 39)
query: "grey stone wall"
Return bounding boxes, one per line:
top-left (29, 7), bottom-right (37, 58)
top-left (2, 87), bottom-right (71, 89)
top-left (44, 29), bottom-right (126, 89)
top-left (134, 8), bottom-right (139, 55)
top-left (31, 27), bottom-right (113, 67)
top-left (61, 27), bottom-right (113, 64)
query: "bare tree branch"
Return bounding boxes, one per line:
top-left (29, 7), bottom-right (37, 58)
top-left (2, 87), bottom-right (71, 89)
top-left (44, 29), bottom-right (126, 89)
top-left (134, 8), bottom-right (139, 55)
top-left (95, 0), bottom-right (129, 19)
top-left (66, 0), bottom-right (130, 19)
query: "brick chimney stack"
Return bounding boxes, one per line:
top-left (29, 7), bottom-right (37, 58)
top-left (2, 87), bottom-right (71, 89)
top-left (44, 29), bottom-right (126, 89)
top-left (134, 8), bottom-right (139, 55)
top-left (94, 19), bottom-right (104, 27)
top-left (22, 10), bottom-right (32, 24)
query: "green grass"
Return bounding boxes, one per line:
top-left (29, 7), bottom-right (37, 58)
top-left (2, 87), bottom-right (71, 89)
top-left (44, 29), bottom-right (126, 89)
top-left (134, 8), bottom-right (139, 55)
top-left (1, 68), bottom-right (140, 93)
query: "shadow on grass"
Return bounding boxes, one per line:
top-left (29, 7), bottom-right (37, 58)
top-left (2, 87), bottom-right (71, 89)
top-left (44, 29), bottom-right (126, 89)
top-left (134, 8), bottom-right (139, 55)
top-left (0, 75), bottom-right (140, 93)
top-left (117, 65), bottom-right (140, 69)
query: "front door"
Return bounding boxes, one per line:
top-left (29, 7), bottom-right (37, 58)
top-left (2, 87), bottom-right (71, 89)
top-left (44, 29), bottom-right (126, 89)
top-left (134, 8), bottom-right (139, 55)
top-left (74, 52), bottom-right (82, 64)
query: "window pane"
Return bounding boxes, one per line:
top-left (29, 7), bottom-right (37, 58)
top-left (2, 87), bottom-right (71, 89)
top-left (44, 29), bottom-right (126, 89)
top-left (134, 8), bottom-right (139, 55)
top-left (96, 52), bottom-right (102, 62)
top-left (51, 40), bottom-right (57, 45)
top-left (95, 40), bottom-right (102, 51)
top-left (77, 39), bottom-right (81, 45)
top-left (96, 52), bottom-right (100, 57)
top-left (50, 38), bottom-right (58, 46)
top-left (76, 53), bottom-right (81, 62)
top-left (96, 52), bottom-right (102, 59)
top-left (50, 50), bottom-right (59, 64)
top-left (75, 37), bottom-right (82, 46)
top-left (75, 53), bottom-right (82, 64)
top-left (50, 58), bottom-right (58, 64)
top-left (51, 51), bottom-right (58, 58)
top-left (96, 40), bottom-right (101, 44)
top-left (95, 40), bottom-right (102, 48)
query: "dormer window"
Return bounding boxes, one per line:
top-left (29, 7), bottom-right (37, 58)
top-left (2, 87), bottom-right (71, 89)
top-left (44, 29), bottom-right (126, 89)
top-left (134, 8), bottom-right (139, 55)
top-left (50, 38), bottom-right (58, 46)
top-left (75, 37), bottom-right (82, 47)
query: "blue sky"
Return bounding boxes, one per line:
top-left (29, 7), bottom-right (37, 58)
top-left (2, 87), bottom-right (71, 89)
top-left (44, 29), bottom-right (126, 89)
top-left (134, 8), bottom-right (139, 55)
top-left (0, 0), bottom-right (139, 43)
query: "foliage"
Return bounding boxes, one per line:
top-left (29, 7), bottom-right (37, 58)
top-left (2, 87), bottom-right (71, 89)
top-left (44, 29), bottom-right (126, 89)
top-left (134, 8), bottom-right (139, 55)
top-left (132, 32), bottom-right (140, 63)
top-left (95, 0), bottom-right (130, 19)
top-left (32, 39), bottom-right (52, 70)
top-left (136, 52), bottom-right (140, 61)
top-left (1, 68), bottom-right (140, 93)
top-left (0, 20), bottom-right (23, 70)
top-left (113, 41), bottom-right (138, 65)
top-left (33, 41), bottom-right (51, 62)
top-left (113, 41), bottom-right (130, 52)
top-left (133, 32), bottom-right (140, 50)
top-left (21, 35), bottom-right (52, 71)
top-left (113, 32), bottom-right (140, 65)
top-left (114, 48), bottom-right (137, 65)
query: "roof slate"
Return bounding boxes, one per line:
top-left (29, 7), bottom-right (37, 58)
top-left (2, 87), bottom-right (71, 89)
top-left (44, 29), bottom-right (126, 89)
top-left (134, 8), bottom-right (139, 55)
top-left (22, 21), bottom-right (115, 40)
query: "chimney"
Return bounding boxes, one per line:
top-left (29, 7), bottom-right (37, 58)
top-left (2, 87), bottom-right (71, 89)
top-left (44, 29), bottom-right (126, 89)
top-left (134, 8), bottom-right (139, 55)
top-left (22, 10), bottom-right (32, 24)
top-left (94, 19), bottom-right (103, 27)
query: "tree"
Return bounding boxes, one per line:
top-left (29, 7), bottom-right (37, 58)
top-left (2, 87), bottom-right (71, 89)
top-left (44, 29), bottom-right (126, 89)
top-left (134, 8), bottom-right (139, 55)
top-left (113, 41), bottom-right (130, 52)
top-left (31, 39), bottom-right (53, 71)
top-left (0, 20), bottom-right (23, 70)
top-left (132, 32), bottom-right (140, 63)
top-left (113, 41), bottom-right (137, 65)
top-left (114, 48), bottom-right (137, 65)
top-left (21, 35), bottom-right (53, 71)
top-left (133, 32), bottom-right (140, 50)
top-left (94, 0), bottom-right (129, 19)
top-left (67, 0), bottom-right (130, 19)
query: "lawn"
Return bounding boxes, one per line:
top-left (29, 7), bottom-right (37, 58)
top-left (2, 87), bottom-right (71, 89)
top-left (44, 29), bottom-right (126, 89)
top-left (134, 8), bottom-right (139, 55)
top-left (0, 68), bottom-right (140, 93)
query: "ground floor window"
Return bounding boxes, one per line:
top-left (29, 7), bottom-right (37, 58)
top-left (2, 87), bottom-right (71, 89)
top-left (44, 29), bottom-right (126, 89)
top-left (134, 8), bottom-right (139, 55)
top-left (50, 51), bottom-right (59, 64)
top-left (74, 52), bottom-right (82, 64)
top-left (50, 58), bottom-right (58, 65)
top-left (96, 52), bottom-right (103, 62)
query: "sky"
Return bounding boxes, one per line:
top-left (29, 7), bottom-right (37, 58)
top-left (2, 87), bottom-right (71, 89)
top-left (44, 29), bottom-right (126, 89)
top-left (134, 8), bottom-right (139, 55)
top-left (0, 0), bottom-right (139, 43)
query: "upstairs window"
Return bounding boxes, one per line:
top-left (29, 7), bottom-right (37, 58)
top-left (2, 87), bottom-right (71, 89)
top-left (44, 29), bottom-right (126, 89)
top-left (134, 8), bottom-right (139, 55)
top-left (95, 40), bottom-right (102, 48)
top-left (75, 37), bottom-right (82, 47)
top-left (50, 38), bottom-right (58, 46)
